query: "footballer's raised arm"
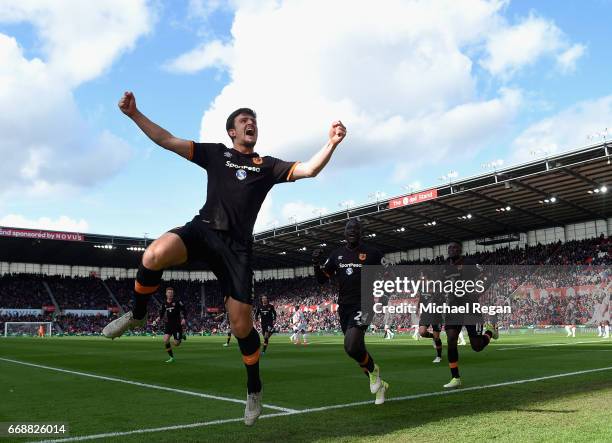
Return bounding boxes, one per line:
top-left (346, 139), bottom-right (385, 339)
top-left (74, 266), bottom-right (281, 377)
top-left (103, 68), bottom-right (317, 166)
top-left (118, 91), bottom-right (193, 160)
top-left (291, 120), bottom-right (347, 180)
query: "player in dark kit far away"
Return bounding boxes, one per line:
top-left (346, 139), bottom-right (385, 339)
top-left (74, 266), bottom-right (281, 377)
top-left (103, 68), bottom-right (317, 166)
top-left (102, 91), bottom-right (347, 425)
top-left (255, 296), bottom-right (277, 354)
top-left (313, 218), bottom-right (389, 405)
top-left (153, 287), bottom-right (186, 363)
top-left (442, 241), bottom-right (498, 389)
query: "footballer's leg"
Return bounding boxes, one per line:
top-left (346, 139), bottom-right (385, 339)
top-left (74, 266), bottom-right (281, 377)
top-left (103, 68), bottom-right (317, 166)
top-left (433, 327), bottom-right (443, 363)
top-left (419, 325), bottom-right (440, 363)
top-left (444, 326), bottom-right (461, 388)
top-left (163, 333), bottom-right (175, 363)
top-left (341, 306), bottom-right (388, 404)
top-left (227, 296), bottom-right (262, 425)
top-left (262, 329), bottom-right (271, 354)
top-left (103, 233), bottom-right (187, 339)
top-left (466, 324), bottom-right (493, 352)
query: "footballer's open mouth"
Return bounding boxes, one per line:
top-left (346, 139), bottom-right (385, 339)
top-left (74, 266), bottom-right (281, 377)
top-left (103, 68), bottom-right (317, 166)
top-left (245, 127), bottom-right (256, 136)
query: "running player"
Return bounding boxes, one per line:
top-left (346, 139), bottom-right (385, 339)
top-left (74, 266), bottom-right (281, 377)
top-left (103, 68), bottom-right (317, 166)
top-left (102, 92), bottom-right (347, 425)
top-left (417, 271), bottom-right (444, 363)
top-left (442, 241), bottom-right (498, 389)
top-left (153, 287), bottom-right (186, 363)
top-left (291, 306), bottom-right (308, 345)
top-left (255, 296), bottom-right (277, 354)
top-left (313, 218), bottom-right (389, 405)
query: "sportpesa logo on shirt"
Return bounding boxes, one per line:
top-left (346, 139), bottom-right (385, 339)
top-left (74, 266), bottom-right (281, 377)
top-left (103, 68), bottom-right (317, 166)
top-left (225, 161), bottom-right (261, 173)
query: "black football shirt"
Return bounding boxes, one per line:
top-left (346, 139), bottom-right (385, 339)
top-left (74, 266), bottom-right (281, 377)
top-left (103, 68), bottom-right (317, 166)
top-left (159, 300), bottom-right (186, 326)
top-left (322, 243), bottom-right (385, 305)
top-left (256, 304), bottom-right (277, 324)
top-left (189, 142), bottom-right (297, 244)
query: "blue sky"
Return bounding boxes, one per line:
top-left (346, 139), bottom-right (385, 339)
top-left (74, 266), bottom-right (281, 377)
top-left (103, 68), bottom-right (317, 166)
top-left (1, 0), bottom-right (611, 238)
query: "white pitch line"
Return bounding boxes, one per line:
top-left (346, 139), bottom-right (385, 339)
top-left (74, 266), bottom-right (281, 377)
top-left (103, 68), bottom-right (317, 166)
top-left (0, 357), bottom-right (296, 413)
top-left (496, 340), bottom-right (607, 351)
top-left (31, 365), bottom-right (612, 443)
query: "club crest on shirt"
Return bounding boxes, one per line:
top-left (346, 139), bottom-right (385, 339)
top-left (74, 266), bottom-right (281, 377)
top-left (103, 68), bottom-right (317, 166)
top-left (224, 151), bottom-right (232, 158)
top-left (359, 253), bottom-right (367, 261)
top-left (346, 268), bottom-right (353, 275)
top-left (236, 169), bottom-right (247, 180)
top-left (252, 157), bottom-right (263, 165)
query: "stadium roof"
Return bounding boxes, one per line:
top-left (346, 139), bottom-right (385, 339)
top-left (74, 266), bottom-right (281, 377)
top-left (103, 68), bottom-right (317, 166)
top-left (1, 141), bottom-right (611, 270)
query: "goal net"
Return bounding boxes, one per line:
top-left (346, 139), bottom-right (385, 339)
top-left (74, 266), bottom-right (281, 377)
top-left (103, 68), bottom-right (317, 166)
top-left (4, 322), bottom-right (53, 337)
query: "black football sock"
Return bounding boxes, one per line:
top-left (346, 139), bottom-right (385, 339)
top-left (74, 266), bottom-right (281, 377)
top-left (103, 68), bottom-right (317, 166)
top-left (132, 264), bottom-right (163, 320)
top-left (238, 328), bottom-right (262, 394)
top-left (434, 338), bottom-right (443, 358)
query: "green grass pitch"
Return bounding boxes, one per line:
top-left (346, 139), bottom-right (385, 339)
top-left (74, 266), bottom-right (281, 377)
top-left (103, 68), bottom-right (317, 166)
top-left (1, 333), bottom-right (611, 442)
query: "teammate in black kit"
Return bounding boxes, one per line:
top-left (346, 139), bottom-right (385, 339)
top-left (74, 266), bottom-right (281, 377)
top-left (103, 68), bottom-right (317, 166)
top-left (418, 271), bottom-right (444, 364)
top-left (153, 287), bottom-right (186, 363)
top-left (255, 296), bottom-right (277, 354)
top-left (442, 241), bottom-right (498, 389)
top-left (102, 91), bottom-right (346, 425)
top-left (313, 219), bottom-right (389, 405)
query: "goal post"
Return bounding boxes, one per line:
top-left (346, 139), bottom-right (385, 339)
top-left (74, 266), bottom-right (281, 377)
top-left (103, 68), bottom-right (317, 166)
top-left (4, 322), bottom-right (53, 337)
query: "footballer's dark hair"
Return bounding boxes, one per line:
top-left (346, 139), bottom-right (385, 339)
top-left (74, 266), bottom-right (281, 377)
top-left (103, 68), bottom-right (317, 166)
top-left (226, 108), bottom-right (257, 132)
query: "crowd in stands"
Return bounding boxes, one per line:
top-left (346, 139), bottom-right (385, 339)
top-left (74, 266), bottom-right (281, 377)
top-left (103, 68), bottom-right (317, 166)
top-left (1, 236), bottom-right (610, 335)
top-left (0, 274), bottom-right (50, 308)
top-left (45, 276), bottom-right (116, 310)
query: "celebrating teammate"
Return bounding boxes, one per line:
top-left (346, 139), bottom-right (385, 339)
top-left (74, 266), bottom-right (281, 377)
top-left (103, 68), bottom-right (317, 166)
top-left (313, 218), bottom-right (389, 405)
top-left (102, 91), bottom-right (346, 425)
top-left (255, 296), bottom-right (277, 354)
top-left (442, 241), bottom-right (498, 389)
top-left (153, 287), bottom-right (186, 363)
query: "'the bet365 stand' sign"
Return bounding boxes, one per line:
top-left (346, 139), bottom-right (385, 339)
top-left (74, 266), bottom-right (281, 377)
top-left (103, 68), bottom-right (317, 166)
top-left (388, 189), bottom-right (438, 209)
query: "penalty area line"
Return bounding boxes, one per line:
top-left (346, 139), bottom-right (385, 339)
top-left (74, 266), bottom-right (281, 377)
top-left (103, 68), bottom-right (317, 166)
top-left (31, 365), bottom-right (612, 442)
top-left (0, 357), bottom-right (296, 413)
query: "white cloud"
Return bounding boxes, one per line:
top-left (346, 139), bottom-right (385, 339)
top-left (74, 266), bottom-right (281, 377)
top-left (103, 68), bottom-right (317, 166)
top-left (177, 0), bottom-right (531, 171)
top-left (0, 1), bottom-right (153, 197)
top-left (164, 40), bottom-right (233, 73)
top-left (511, 95), bottom-right (612, 163)
top-left (0, 0), bottom-right (153, 85)
top-left (187, 0), bottom-right (227, 21)
top-left (481, 13), bottom-right (585, 78)
top-left (557, 43), bottom-right (586, 74)
top-left (0, 214), bottom-right (89, 232)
